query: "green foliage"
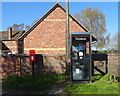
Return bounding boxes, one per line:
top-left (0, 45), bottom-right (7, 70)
top-left (91, 74), bottom-right (103, 82)
top-left (3, 72), bottom-right (66, 91)
top-left (92, 50), bottom-right (118, 54)
top-left (95, 74), bottom-right (109, 83)
top-left (74, 8), bottom-right (109, 49)
top-left (64, 74), bottom-right (118, 94)
top-left (57, 73), bottom-right (66, 81)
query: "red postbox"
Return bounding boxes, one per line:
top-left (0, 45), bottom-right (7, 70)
top-left (29, 50), bottom-right (36, 62)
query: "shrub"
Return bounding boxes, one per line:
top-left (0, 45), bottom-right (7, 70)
top-left (3, 72), bottom-right (66, 91)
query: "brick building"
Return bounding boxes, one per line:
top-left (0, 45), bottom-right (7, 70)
top-left (19, 3), bottom-right (88, 55)
top-left (1, 3), bottom-right (88, 55)
top-left (1, 3), bottom-right (118, 77)
top-left (1, 3), bottom-right (89, 75)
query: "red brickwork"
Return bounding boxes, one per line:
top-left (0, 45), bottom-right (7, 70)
top-left (21, 55), bottom-right (66, 76)
top-left (0, 56), bottom-right (20, 78)
top-left (43, 55), bottom-right (66, 73)
top-left (24, 6), bottom-right (86, 55)
top-left (92, 54), bottom-right (119, 76)
top-left (1, 54), bottom-right (119, 77)
top-left (107, 54), bottom-right (119, 76)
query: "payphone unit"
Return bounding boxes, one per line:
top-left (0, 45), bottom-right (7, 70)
top-left (70, 32), bottom-right (92, 82)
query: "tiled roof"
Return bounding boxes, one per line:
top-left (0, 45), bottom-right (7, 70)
top-left (1, 31), bottom-right (25, 41)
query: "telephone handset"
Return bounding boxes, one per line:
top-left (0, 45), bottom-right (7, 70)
top-left (72, 44), bottom-right (86, 60)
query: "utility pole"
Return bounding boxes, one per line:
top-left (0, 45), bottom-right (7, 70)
top-left (66, 0), bottom-right (70, 79)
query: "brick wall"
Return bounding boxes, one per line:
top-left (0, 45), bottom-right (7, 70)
top-left (0, 54), bottom-right (66, 77)
top-left (0, 55), bottom-right (20, 78)
top-left (21, 54), bottom-right (66, 76)
top-left (24, 6), bottom-right (86, 55)
top-left (107, 54), bottom-right (119, 76)
top-left (1, 54), bottom-right (119, 77)
top-left (92, 54), bottom-right (119, 76)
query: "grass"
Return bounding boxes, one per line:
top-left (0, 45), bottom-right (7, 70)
top-left (3, 72), bottom-right (66, 92)
top-left (91, 74), bottom-right (103, 82)
top-left (3, 73), bottom-right (119, 94)
top-left (64, 74), bottom-right (118, 94)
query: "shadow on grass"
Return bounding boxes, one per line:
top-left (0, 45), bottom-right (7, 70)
top-left (3, 72), bottom-right (66, 92)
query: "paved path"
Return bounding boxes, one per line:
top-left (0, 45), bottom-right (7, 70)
top-left (2, 90), bottom-right (47, 96)
top-left (2, 83), bottom-right (68, 95)
top-left (49, 81), bottom-right (69, 94)
top-left (1, 81), bottom-right (69, 95)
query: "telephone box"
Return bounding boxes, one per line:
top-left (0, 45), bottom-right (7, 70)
top-left (70, 32), bottom-right (94, 82)
top-left (29, 50), bottom-right (36, 63)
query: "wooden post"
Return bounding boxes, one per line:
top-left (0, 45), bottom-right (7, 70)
top-left (66, 0), bottom-right (70, 80)
top-left (32, 62), bottom-right (35, 76)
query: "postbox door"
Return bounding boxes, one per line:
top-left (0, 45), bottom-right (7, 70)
top-left (29, 50), bottom-right (36, 62)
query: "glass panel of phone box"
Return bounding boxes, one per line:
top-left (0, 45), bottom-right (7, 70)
top-left (71, 34), bottom-right (91, 81)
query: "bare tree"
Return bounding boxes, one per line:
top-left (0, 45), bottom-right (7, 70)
top-left (110, 32), bottom-right (118, 50)
top-left (12, 23), bottom-right (30, 31)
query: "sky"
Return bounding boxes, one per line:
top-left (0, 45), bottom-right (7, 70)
top-left (1, 2), bottom-right (119, 37)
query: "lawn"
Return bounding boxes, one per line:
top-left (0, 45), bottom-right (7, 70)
top-left (64, 74), bottom-right (118, 94)
top-left (3, 73), bottom-right (119, 94)
top-left (3, 72), bottom-right (66, 92)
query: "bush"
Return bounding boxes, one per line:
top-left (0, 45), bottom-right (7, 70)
top-left (3, 72), bottom-right (66, 91)
top-left (91, 74), bottom-right (103, 82)
top-left (92, 50), bottom-right (118, 54)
